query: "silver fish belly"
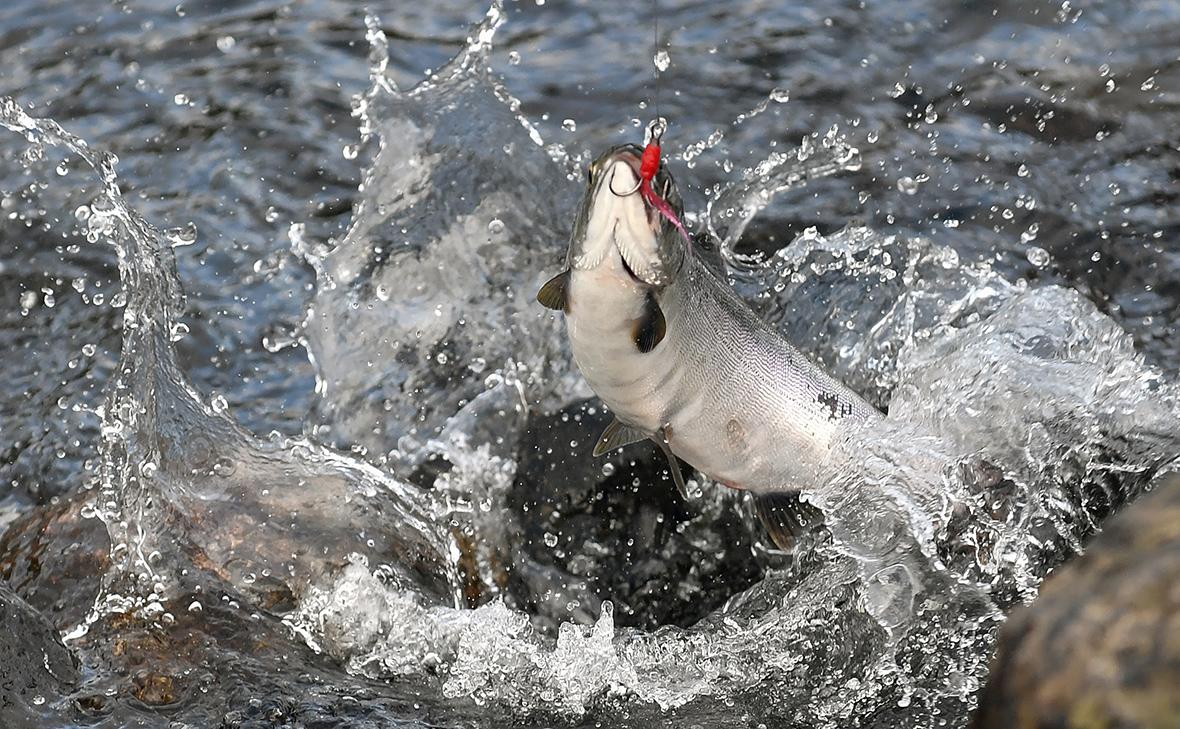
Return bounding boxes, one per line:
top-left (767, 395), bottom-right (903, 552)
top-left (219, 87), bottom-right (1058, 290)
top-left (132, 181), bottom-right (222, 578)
top-left (539, 143), bottom-right (881, 547)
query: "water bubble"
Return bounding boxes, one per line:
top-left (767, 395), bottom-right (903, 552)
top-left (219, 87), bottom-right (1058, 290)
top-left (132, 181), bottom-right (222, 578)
top-left (1021, 222), bottom-right (1040, 244)
top-left (55, 160), bottom-right (69, 176)
top-left (653, 49), bottom-right (670, 72)
top-left (507, 50), bottom-right (521, 65)
top-left (1017, 163), bottom-right (1029, 177)
top-left (212, 457), bottom-right (237, 477)
top-left (173, 93), bottom-right (189, 106)
top-left (74, 205), bottom-right (91, 221)
top-left (19, 290), bottom-right (37, 310)
top-left (32, 695), bottom-right (45, 706)
top-left (210, 393), bottom-right (228, 414)
top-left (1105, 78), bottom-right (1116, 93)
top-left (216, 35), bottom-right (236, 53)
top-left (188, 601), bottom-right (203, 612)
top-left (342, 144), bottom-right (359, 160)
top-left (561, 118), bottom-right (576, 132)
top-left (1141, 76), bottom-right (1157, 91)
top-left (170, 322), bottom-right (190, 341)
top-left (601, 462), bottom-right (616, 477)
top-left (896, 176), bottom-right (919, 195)
top-left (487, 218), bottom-right (505, 235)
top-left (770, 87), bottom-right (790, 103)
top-left (82, 343), bottom-right (96, 356)
top-left (866, 130), bottom-right (879, 143)
top-left (543, 532), bottom-right (558, 548)
top-left (1026, 246), bottom-right (1050, 267)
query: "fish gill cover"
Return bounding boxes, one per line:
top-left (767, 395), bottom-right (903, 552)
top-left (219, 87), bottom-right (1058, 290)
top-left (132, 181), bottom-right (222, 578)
top-left (0, 1), bottom-right (1178, 728)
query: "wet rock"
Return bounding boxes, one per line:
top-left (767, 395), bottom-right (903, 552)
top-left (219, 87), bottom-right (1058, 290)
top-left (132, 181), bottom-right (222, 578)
top-left (0, 492), bottom-right (107, 630)
top-left (972, 475), bottom-right (1180, 729)
top-left (0, 581), bottom-right (79, 726)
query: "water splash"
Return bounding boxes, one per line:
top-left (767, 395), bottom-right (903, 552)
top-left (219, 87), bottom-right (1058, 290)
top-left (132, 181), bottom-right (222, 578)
top-left (0, 100), bottom-right (462, 636)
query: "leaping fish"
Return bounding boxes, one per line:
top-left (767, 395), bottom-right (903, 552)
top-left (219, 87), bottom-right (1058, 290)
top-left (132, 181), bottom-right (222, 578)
top-left (537, 142), bottom-right (882, 549)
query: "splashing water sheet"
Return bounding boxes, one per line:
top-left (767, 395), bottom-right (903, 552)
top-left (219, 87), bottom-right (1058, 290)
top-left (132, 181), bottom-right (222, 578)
top-left (1, 1), bottom-right (1179, 727)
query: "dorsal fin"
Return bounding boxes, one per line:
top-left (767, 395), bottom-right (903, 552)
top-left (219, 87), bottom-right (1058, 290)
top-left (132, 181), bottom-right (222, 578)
top-left (752, 491), bottom-right (815, 552)
top-left (633, 292), bottom-right (666, 353)
top-left (653, 430), bottom-right (689, 499)
top-left (536, 270), bottom-right (571, 311)
top-left (593, 418), bottom-right (649, 457)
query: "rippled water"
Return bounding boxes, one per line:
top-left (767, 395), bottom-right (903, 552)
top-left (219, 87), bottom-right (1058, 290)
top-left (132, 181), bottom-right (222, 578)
top-left (1, 1), bottom-right (1179, 727)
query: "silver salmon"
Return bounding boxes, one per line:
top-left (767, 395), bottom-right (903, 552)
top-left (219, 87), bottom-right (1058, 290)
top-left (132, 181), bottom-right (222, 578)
top-left (538, 144), bottom-right (881, 547)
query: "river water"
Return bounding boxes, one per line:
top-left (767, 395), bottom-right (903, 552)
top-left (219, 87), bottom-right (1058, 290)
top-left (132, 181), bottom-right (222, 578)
top-left (1, 1), bottom-right (1178, 727)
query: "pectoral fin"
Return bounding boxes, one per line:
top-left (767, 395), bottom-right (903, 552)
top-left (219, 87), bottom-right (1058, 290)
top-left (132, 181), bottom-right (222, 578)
top-left (593, 418), bottom-right (649, 457)
top-left (537, 270), bottom-right (571, 311)
top-left (653, 431), bottom-right (689, 500)
top-left (753, 491), bottom-right (815, 552)
top-left (633, 292), bottom-right (666, 353)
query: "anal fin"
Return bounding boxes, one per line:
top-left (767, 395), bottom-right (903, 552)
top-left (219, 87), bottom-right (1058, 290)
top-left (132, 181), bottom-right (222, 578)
top-left (537, 270), bottom-right (571, 311)
top-left (593, 418), bottom-right (648, 457)
top-left (753, 491), bottom-right (818, 552)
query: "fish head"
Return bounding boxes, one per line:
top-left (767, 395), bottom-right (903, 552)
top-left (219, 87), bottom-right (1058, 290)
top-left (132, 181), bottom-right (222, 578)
top-left (566, 144), bottom-right (687, 287)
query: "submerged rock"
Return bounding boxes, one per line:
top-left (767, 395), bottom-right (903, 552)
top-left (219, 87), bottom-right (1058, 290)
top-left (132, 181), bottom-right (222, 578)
top-left (972, 473), bottom-right (1180, 729)
top-left (0, 582), bottom-right (79, 728)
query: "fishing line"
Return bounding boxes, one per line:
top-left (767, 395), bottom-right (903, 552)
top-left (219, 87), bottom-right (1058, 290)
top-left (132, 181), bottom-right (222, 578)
top-left (653, 0), bottom-right (660, 122)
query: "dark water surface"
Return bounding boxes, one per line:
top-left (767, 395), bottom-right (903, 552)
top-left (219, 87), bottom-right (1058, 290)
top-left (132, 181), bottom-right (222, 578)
top-left (0, 1), bottom-right (1178, 727)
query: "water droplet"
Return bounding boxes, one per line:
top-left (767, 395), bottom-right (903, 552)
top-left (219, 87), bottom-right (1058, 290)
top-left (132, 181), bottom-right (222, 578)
top-left (32, 695), bottom-right (45, 706)
top-left (19, 290), bottom-right (37, 310)
top-left (216, 35), bottom-right (236, 53)
top-left (653, 49), bottom-right (671, 72)
top-left (82, 343), bottom-right (96, 357)
top-left (866, 130), bottom-right (879, 143)
top-left (601, 462), bottom-right (616, 477)
top-left (896, 176), bottom-right (919, 195)
top-left (770, 87), bottom-right (790, 103)
top-left (1021, 222), bottom-right (1040, 244)
top-left (173, 93), bottom-right (189, 106)
top-left (487, 218), bottom-right (505, 235)
top-left (342, 144), bottom-right (358, 160)
top-left (188, 601), bottom-right (203, 612)
top-left (55, 160), bottom-right (69, 176)
top-left (1026, 245), bottom-right (1050, 267)
top-left (210, 393), bottom-right (228, 413)
top-left (543, 532), bottom-right (559, 547)
top-left (1105, 78), bottom-right (1116, 93)
top-left (561, 118), bottom-right (576, 132)
top-left (507, 50), bottom-right (521, 65)
top-left (1017, 163), bottom-right (1029, 177)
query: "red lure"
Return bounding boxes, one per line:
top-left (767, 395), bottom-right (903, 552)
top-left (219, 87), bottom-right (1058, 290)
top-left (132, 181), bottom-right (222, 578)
top-left (636, 138), bottom-right (691, 244)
